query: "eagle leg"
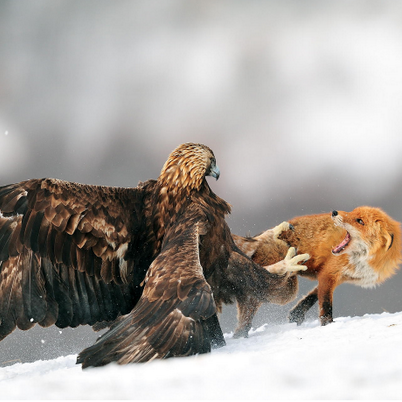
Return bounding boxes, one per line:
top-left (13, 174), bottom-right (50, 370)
top-left (204, 313), bottom-right (226, 349)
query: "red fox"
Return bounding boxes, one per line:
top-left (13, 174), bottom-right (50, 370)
top-left (233, 206), bottom-right (401, 334)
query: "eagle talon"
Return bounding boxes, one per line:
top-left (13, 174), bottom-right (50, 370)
top-left (265, 247), bottom-right (310, 275)
top-left (272, 221), bottom-right (292, 245)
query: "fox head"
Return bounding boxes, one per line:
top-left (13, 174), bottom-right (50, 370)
top-left (331, 206), bottom-right (402, 282)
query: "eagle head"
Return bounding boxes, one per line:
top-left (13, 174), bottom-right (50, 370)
top-left (159, 143), bottom-right (220, 192)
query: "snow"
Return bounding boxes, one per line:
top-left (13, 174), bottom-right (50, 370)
top-left (1, 312), bottom-right (402, 400)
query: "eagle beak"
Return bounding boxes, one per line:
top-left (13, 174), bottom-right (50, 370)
top-left (209, 162), bottom-right (220, 180)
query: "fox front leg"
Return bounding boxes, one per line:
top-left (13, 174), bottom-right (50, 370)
top-left (288, 286), bottom-right (318, 325)
top-left (316, 273), bottom-right (339, 326)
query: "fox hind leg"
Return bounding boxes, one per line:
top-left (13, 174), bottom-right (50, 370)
top-left (317, 277), bottom-right (336, 326)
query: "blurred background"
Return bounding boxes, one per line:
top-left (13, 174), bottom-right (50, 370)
top-left (1, 0), bottom-right (402, 364)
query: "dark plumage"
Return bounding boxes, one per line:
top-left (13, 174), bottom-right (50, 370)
top-left (0, 143), bottom-right (305, 367)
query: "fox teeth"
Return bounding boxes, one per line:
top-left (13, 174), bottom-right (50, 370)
top-left (332, 231), bottom-right (351, 254)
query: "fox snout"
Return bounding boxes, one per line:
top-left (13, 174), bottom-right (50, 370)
top-left (331, 210), bottom-right (344, 227)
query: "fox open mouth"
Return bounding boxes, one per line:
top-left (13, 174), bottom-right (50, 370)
top-left (332, 231), bottom-right (351, 254)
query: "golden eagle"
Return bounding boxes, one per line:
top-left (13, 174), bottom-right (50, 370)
top-left (0, 143), bottom-right (306, 367)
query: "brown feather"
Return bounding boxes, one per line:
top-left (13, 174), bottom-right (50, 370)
top-left (8, 220), bottom-right (23, 257)
top-left (37, 219), bottom-right (51, 256)
top-left (76, 248), bottom-right (87, 273)
top-left (92, 238), bottom-right (108, 258)
top-left (44, 206), bottom-right (57, 222)
top-left (1, 190), bottom-right (26, 214)
top-left (100, 259), bottom-right (113, 284)
top-left (54, 231), bottom-right (67, 264)
top-left (72, 230), bottom-right (86, 249)
top-left (52, 204), bottom-right (71, 232)
top-left (65, 213), bottom-right (82, 235)
top-left (77, 218), bottom-right (93, 234)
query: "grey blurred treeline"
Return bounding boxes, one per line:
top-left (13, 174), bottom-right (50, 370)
top-left (1, 0), bottom-right (402, 364)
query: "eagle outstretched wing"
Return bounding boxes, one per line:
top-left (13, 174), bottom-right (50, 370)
top-left (77, 206), bottom-right (219, 367)
top-left (0, 178), bottom-right (147, 339)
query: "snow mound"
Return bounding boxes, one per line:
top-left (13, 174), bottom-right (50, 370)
top-left (1, 312), bottom-right (402, 400)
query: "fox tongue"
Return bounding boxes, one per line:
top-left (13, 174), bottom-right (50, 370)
top-left (332, 232), bottom-right (351, 254)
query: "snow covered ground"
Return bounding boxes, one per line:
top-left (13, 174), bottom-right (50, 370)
top-left (1, 311), bottom-right (401, 400)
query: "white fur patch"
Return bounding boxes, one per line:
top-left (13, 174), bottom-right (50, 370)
top-left (343, 224), bottom-right (379, 288)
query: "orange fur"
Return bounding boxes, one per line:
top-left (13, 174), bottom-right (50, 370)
top-left (281, 206), bottom-right (402, 325)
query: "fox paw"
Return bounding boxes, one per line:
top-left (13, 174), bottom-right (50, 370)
top-left (320, 315), bottom-right (334, 326)
top-left (265, 247), bottom-right (309, 275)
top-left (288, 309), bottom-right (305, 326)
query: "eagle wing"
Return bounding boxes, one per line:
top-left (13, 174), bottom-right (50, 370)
top-left (77, 205), bottom-right (218, 367)
top-left (0, 178), bottom-right (146, 339)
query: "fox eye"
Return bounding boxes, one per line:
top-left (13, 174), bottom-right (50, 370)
top-left (356, 218), bottom-right (364, 225)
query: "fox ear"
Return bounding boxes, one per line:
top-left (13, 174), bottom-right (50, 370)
top-left (385, 232), bottom-right (394, 251)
